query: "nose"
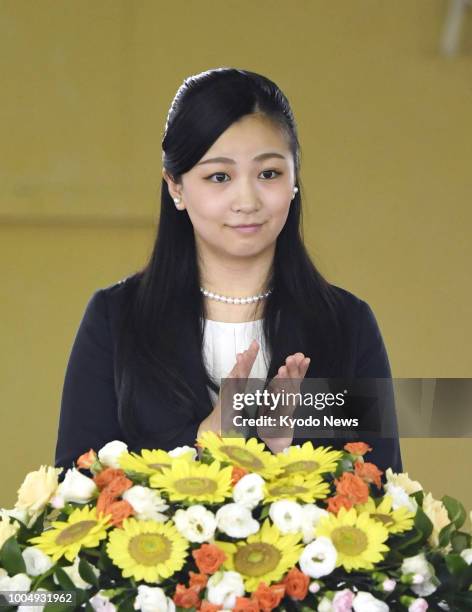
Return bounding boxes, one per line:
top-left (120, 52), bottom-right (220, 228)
top-left (231, 181), bottom-right (262, 214)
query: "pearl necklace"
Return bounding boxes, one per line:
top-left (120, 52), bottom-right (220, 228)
top-left (200, 287), bottom-right (272, 304)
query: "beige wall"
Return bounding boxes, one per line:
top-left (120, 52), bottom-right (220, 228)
top-left (1, 1), bottom-right (471, 517)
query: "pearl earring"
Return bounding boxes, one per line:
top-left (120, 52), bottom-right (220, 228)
top-left (173, 197), bottom-right (183, 209)
top-left (292, 186), bottom-right (299, 199)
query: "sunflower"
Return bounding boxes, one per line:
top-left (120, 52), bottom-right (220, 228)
top-left (197, 431), bottom-right (281, 479)
top-left (215, 518), bottom-right (303, 592)
top-left (264, 474), bottom-right (330, 503)
top-left (356, 495), bottom-right (415, 535)
top-left (118, 448), bottom-right (193, 476)
top-left (149, 458), bottom-right (233, 504)
top-left (275, 442), bottom-right (343, 479)
top-left (315, 506), bottom-right (389, 572)
top-left (28, 505), bottom-right (111, 562)
top-left (106, 518), bottom-right (189, 583)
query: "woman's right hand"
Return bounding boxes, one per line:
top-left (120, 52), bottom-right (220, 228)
top-left (196, 339), bottom-right (261, 442)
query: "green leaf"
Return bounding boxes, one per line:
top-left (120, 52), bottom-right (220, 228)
top-left (439, 521), bottom-right (456, 548)
top-left (259, 505), bottom-right (270, 520)
top-left (451, 531), bottom-right (472, 553)
top-left (54, 566), bottom-right (76, 591)
top-left (442, 495), bottom-right (466, 529)
top-left (78, 557), bottom-right (99, 587)
top-left (0, 535), bottom-right (26, 575)
top-left (446, 552), bottom-right (468, 576)
top-left (414, 506), bottom-right (433, 541)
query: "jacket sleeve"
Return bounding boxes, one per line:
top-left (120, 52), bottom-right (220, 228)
top-left (354, 300), bottom-right (403, 474)
top-left (54, 290), bottom-right (124, 478)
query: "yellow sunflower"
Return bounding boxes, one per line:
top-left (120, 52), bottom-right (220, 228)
top-left (356, 495), bottom-right (415, 535)
top-left (28, 505), bottom-right (111, 562)
top-left (107, 518), bottom-right (188, 583)
top-left (264, 474), bottom-right (330, 503)
top-left (149, 458), bottom-right (233, 503)
top-left (118, 448), bottom-right (192, 476)
top-left (275, 442), bottom-right (343, 479)
top-left (215, 519), bottom-right (303, 592)
top-left (315, 506), bottom-right (389, 572)
top-left (197, 431), bottom-right (281, 479)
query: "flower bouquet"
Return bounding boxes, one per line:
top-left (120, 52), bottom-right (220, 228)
top-left (1, 435), bottom-right (471, 612)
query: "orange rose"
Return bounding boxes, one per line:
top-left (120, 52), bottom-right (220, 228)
top-left (281, 567), bottom-right (308, 600)
top-left (93, 467), bottom-right (126, 490)
top-left (326, 494), bottom-right (353, 514)
top-left (231, 466), bottom-right (248, 486)
top-left (173, 584), bottom-right (201, 609)
top-left (252, 582), bottom-right (285, 612)
top-left (96, 489), bottom-right (116, 518)
top-left (189, 571), bottom-right (208, 592)
top-left (344, 442), bottom-right (372, 456)
top-left (103, 474), bottom-right (133, 498)
top-left (192, 544), bottom-right (227, 574)
top-left (233, 597), bottom-right (260, 611)
top-left (335, 472), bottom-right (369, 504)
top-left (354, 460), bottom-right (383, 489)
top-left (200, 602), bottom-right (222, 612)
top-left (76, 449), bottom-right (97, 469)
top-left (103, 499), bottom-right (134, 527)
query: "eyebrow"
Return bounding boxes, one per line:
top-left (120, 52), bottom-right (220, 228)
top-left (196, 152), bottom-right (287, 166)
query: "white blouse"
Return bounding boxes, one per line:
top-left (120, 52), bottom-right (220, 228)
top-left (202, 318), bottom-right (270, 405)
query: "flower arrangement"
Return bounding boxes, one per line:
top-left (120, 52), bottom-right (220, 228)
top-left (1, 435), bottom-right (471, 611)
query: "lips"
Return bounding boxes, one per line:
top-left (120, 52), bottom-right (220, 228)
top-left (229, 223), bottom-right (263, 228)
top-left (228, 223), bottom-right (264, 234)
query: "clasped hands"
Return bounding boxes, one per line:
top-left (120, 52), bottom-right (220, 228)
top-left (197, 340), bottom-right (311, 454)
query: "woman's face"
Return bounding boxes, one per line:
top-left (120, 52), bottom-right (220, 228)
top-left (164, 113), bottom-right (296, 261)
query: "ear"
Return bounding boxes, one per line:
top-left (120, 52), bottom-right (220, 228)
top-left (162, 169), bottom-right (183, 202)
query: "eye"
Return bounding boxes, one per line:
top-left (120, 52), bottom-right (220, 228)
top-left (204, 169), bottom-right (283, 183)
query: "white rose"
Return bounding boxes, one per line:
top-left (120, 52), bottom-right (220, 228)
top-left (384, 482), bottom-right (418, 514)
top-left (122, 486), bottom-right (169, 522)
top-left (401, 553), bottom-right (438, 597)
top-left (0, 572), bottom-right (32, 591)
top-left (14, 466), bottom-right (62, 516)
top-left (300, 504), bottom-right (329, 544)
top-left (385, 468), bottom-right (423, 494)
top-left (216, 503), bottom-right (259, 539)
top-left (422, 492), bottom-right (451, 548)
top-left (299, 537), bottom-right (337, 579)
top-left (207, 570), bottom-right (245, 609)
top-left (0, 509), bottom-right (20, 549)
top-left (133, 585), bottom-right (175, 612)
top-left (232, 473), bottom-right (265, 509)
top-left (22, 546), bottom-right (54, 576)
top-left (90, 591), bottom-right (117, 611)
top-left (352, 591), bottom-right (389, 611)
top-left (98, 440), bottom-right (128, 468)
top-left (168, 446), bottom-right (197, 460)
top-left (174, 505), bottom-right (217, 542)
top-left (53, 556), bottom-right (99, 589)
top-left (1, 507), bottom-right (29, 526)
top-left (269, 500), bottom-right (303, 534)
top-left (460, 548), bottom-right (472, 564)
top-left (56, 468), bottom-right (97, 504)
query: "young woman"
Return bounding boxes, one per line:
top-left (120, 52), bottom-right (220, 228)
top-left (54, 68), bottom-right (402, 477)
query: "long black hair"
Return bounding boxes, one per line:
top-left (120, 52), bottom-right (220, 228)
top-left (114, 68), bottom-right (352, 446)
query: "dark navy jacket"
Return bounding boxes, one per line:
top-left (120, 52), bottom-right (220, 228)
top-left (54, 276), bottom-right (403, 477)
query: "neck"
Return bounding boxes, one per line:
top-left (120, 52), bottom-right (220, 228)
top-left (198, 243), bottom-right (274, 323)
